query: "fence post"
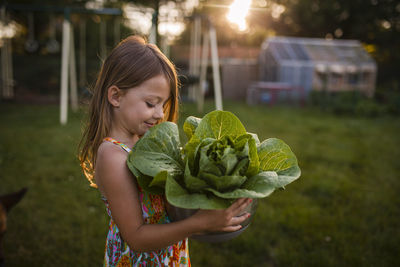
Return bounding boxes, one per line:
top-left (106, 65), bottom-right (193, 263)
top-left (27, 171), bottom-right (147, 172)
top-left (60, 9), bottom-right (71, 125)
top-left (209, 23), bottom-right (223, 111)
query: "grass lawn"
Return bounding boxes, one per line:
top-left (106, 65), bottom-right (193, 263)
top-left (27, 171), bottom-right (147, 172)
top-left (1, 101), bottom-right (399, 266)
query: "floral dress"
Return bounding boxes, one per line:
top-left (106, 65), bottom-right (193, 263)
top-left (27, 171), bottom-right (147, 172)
top-left (101, 137), bottom-right (190, 267)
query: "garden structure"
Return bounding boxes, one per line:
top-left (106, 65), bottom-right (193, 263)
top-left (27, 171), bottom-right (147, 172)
top-left (250, 36), bottom-right (377, 105)
top-left (0, 3), bottom-right (123, 124)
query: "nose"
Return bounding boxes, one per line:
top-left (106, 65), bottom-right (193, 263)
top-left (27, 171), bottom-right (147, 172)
top-left (153, 105), bottom-right (164, 120)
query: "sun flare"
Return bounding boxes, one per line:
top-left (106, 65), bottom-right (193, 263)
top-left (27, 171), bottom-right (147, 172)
top-left (226, 0), bottom-right (252, 31)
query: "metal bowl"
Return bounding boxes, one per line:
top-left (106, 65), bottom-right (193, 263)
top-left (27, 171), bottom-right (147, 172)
top-left (165, 199), bottom-right (258, 243)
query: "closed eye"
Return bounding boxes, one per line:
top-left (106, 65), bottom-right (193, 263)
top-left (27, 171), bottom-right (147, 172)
top-left (146, 102), bottom-right (155, 108)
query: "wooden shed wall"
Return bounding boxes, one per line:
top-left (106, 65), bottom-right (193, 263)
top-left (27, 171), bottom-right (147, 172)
top-left (221, 60), bottom-right (258, 100)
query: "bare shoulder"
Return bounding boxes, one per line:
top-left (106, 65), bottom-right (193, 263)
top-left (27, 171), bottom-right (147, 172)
top-left (97, 141), bottom-right (128, 167)
top-left (95, 142), bottom-right (137, 198)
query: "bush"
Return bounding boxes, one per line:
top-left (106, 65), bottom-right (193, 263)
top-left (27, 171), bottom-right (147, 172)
top-left (330, 91), bottom-right (364, 115)
top-left (373, 82), bottom-right (400, 115)
top-left (355, 99), bottom-right (387, 117)
top-left (309, 90), bottom-right (391, 117)
top-left (387, 93), bottom-right (400, 114)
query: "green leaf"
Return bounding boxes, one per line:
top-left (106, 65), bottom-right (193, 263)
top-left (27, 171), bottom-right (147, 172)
top-left (234, 134), bottom-right (259, 177)
top-left (183, 161), bottom-right (208, 192)
top-left (133, 122), bottom-right (182, 164)
top-left (127, 122), bottom-right (183, 190)
top-left (220, 150), bottom-right (239, 175)
top-left (206, 172), bottom-right (277, 199)
top-left (201, 172), bottom-right (247, 192)
top-left (166, 175), bottom-right (231, 209)
top-left (257, 138), bottom-right (298, 172)
top-left (244, 167), bottom-right (300, 192)
top-left (129, 150), bottom-right (183, 177)
top-left (126, 157), bottom-right (162, 194)
top-left (248, 132), bottom-right (261, 146)
top-left (149, 170), bottom-right (168, 188)
top-left (229, 157), bottom-right (249, 176)
top-left (206, 167), bottom-right (300, 199)
top-left (194, 110), bottom-right (246, 140)
top-left (127, 167), bottom-right (164, 195)
top-left (197, 140), bottom-right (224, 176)
top-left (183, 116), bottom-right (202, 141)
top-left (185, 137), bottom-right (213, 176)
top-left (247, 137), bottom-right (259, 176)
top-left (182, 136), bottom-right (200, 169)
top-left (127, 159), bottom-right (142, 179)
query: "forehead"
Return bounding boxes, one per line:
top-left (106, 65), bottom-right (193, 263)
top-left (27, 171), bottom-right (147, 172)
top-left (132, 74), bottom-right (171, 99)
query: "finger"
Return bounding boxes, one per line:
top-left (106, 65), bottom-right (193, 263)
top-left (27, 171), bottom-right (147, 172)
top-left (231, 213), bottom-right (251, 225)
top-left (221, 224), bottom-right (242, 232)
top-left (232, 198), bottom-right (252, 216)
top-left (226, 198), bottom-right (247, 213)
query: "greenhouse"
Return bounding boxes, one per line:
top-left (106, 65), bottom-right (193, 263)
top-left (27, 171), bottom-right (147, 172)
top-left (257, 36), bottom-right (377, 99)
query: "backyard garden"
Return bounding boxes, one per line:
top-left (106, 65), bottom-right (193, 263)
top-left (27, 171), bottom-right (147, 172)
top-left (1, 0), bottom-right (400, 266)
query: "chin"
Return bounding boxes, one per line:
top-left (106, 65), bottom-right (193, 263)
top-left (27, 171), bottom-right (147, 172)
top-left (138, 128), bottom-right (150, 136)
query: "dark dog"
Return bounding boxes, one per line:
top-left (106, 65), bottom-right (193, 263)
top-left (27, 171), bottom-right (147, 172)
top-left (0, 188), bottom-right (28, 267)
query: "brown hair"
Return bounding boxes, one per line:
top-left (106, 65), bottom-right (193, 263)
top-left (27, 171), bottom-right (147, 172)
top-left (78, 36), bottom-right (179, 187)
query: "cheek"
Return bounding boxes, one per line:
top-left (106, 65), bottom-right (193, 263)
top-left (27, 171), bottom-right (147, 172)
top-left (129, 104), bottom-right (152, 121)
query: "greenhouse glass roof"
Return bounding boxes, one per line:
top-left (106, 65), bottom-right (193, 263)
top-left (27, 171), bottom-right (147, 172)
top-left (262, 36), bottom-right (375, 67)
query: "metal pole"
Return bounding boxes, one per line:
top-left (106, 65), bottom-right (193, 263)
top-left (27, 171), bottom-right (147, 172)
top-left (1, 7), bottom-right (14, 99)
top-left (1, 37), bottom-right (9, 99)
top-left (161, 36), bottom-right (170, 58)
top-left (7, 35), bottom-right (14, 98)
top-left (100, 18), bottom-right (106, 60)
top-left (149, 11), bottom-right (157, 44)
top-left (6, 33), bottom-right (13, 98)
top-left (198, 27), bottom-right (209, 112)
top-left (79, 19), bottom-right (86, 89)
top-left (188, 19), bottom-right (195, 100)
top-left (114, 16), bottom-right (120, 45)
top-left (60, 11), bottom-right (71, 125)
top-left (193, 16), bottom-right (201, 103)
top-left (1, 37), bottom-right (8, 99)
top-left (189, 20), bottom-right (195, 75)
top-left (69, 25), bottom-right (78, 112)
top-left (209, 24), bottom-right (223, 110)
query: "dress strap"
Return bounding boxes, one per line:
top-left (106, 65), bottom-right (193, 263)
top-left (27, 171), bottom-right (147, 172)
top-left (103, 137), bottom-right (132, 153)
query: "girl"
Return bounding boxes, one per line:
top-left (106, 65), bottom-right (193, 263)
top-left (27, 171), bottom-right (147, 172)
top-left (79, 36), bottom-right (251, 266)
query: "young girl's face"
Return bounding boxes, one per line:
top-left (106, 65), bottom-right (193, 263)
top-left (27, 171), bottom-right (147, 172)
top-left (115, 74), bottom-right (171, 137)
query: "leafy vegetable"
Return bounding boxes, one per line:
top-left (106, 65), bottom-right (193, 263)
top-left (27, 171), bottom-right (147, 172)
top-left (127, 110), bottom-right (301, 209)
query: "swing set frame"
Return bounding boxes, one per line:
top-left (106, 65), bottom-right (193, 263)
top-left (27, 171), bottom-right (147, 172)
top-left (1, 3), bottom-right (122, 124)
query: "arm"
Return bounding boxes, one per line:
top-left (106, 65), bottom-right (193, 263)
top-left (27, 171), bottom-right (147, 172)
top-left (95, 143), bottom-right (251, 252)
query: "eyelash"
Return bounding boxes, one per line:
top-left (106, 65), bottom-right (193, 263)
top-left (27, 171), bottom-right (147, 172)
top-left (146, 102), bottom-right (155, 108)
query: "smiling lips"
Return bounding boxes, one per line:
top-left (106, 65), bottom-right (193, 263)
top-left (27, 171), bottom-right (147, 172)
top-left (145, 122), bottom-right (155, 127)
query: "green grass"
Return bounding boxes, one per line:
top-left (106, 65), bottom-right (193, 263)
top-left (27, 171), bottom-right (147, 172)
top-left (1, 101), bottom-right (399, 266)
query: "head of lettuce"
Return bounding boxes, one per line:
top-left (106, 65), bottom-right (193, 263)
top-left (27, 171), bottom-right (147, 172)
top-left (127, 110), bottom-right (301, 210)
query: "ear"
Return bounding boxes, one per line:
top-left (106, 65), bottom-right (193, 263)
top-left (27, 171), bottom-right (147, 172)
top-left (0, 187), bottom-right (28, 213)
top-left (107, 85), bottom-right (123, 107)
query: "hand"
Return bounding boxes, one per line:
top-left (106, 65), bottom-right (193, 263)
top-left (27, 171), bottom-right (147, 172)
top-left (191, 198), bottom-right (253, 234)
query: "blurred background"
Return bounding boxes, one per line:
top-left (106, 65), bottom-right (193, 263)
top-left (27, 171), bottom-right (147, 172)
top-left (0, 0), bottom-right (399, 266)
